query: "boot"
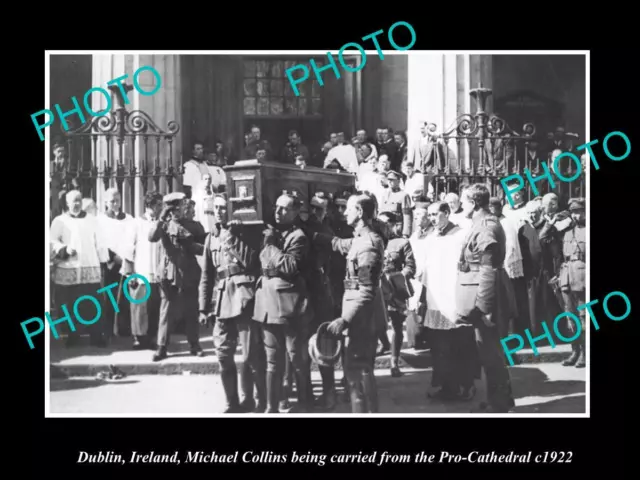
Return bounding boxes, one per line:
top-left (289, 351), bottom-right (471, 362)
top-left (265, 371), bottom-right (281, 413)
top-left (575, 344), bottom-right (586, 368)
top-left (220, 369), bottom-right (243, 413)
top-left (362, 370), bottom-right (379, 413)
top-left (316, 366), bottom-right (337, 411)
top-left (253, 370), bottom-right (267, 413)
top-left (347, 369), bottom-right (367, 413)
top-left (152, 346), bottom-right (167, 362)
top-left (390, 356), bottom-right (403, 377)
top-left (293, 371), bottom-right (311, 412)
top-left (238, 364), bottom-right (255, 412)
top-left (562, 343), bottom-right (580, 366)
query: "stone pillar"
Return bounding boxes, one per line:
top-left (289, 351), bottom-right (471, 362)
top-left (407, 54), bottom-right (493, 171)
top-left (131, 54), bottom-right (182, 217)
top-left (91, 54), bottom-right (182, 217)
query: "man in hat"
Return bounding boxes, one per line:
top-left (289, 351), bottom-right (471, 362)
top-left (199, 194), bottom-right (265, 413)
top-left (310, 194), bottom-right (385, 413)
top-left (557, 198), bottom-right (586, 368)
top-left (148, 192), bottom-right (204, 361)
top-left (377, 211), bottom-right (416, 377)
top-left (455, 184), bottom-right (516, 413)
top-left (302, 192), bottom-right (338, 409)
top-left (379, 170), bottom-right (413, 238)
top-left (253, 191), bottom-right (312, 413)
top-left (178, 199), bottom-right (207, 345)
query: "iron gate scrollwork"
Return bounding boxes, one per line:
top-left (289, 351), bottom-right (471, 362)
top-left (420, 87), bottom-right (585, 204)
top-left (60, 83), bottom-right (181, 211)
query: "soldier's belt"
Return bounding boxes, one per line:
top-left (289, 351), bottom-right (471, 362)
top-left (458, 262), bottom-right (480, 272)
top-left (217, 264), bottom-right (243, 279)
top-left (344, 279), bottom-right (360, 290)
top-left (565, 255), bottom-right (585, 261)
top-left (262, 268), bottom-right (279, 278)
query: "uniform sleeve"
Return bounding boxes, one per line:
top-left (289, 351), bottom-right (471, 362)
top-left (198, 234), bottom-right (215, 313)
top-left (313, 232), bottom-right (353, 256)
top-left (261, 232), bottom-right (308, 276)
top-left (342, 245), bottom-right (382, 324)
top-left (475, 229), bottom-right (499, 315)
top-left (401, 241), bottom-right (416, 279)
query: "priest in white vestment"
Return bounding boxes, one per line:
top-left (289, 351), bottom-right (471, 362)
top-left (97, 188), bottom-right (135, 340)
top-left (122, 191), bottom-right (164, 349)
top-left (50, 190), bottom-right (109, 347)
top-left (422, 201), bottom-right (480, 401)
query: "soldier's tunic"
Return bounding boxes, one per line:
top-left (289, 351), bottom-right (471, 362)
top-left (381, 234), bottom-right (416, 371)
top-left (199, 223), bottom-right (264, 410)
top-left (455, 210), bottom-right (516, 412)
top-left (379, 188), bottom-right (413, 237)
top-left (559, 224), bottom-right (586, 341)
top-left (329, 220), bottom-right (353, 317)
top-left (318, 224), bottom-right (385, 413)
top-left (253, 220), bottom-right (311, 412)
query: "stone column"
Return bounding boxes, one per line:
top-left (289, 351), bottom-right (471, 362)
top-left (131, 54), bottom-right (182, 217)
top-left (91, 54), bottom-right (182, 216)
top-left (407, 54), bottom-right (493, 171)
top-left (91, 54), bottom-right (134, 213)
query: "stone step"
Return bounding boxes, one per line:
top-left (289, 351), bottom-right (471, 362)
top-left (51, 333), bottom-right (572, 378)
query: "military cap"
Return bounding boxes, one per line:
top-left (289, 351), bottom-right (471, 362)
top-left (310, 191), bottom-right (329, 209)
top-left (568, 197), bottom-right (585, 211)
top-left (386, 170), bottom-right (402, 180)
top-left (379, 210), bottom-right (401, 223)
top-left (414, 201), bottom-right (430, 211)
top-left (163, 192), bottom-right (186, 205)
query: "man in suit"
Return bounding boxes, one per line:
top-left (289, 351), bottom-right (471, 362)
top-left (199, 195), bottom-right (266, 413)
top-left (455, 184), bottom-right (516, 413)
top-left (253, 192), bottom-right (311, 413)
top-left (310, 194), bottom-right (385, 413)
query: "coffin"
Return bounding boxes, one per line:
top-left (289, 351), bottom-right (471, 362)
top-left (224, 160), bottom-right (356, 224)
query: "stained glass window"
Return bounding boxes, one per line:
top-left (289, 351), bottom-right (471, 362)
top-left (243, 58), bottom-right (323, 117)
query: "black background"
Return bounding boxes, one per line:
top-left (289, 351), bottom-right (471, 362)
top-left (14, 11), bottom-right (631, 476)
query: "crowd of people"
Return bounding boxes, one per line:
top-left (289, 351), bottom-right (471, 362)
top-left (49, 122), bottom-right (587, 415)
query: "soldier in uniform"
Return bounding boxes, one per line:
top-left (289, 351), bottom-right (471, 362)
top-left (455, 184), bottom-right (516, 413)
top-left (328, 192), bottom-right (354, 317)
top-left (198, 194), bottom-right (265, 413)
top-left (311, 194), bottom-right (385, 413)
top-left (379, 170), bottom-right (413, 238)
top-left (253, 192), bottom-right (312, 413)
top-left (148, 192), bottom-right (204, 361)
top-left (302, 192), bottom-right (338, 409)
top-left (558, 198), bottom-right (586, 368)
top-left (377, 211), bottom-right (416, 377)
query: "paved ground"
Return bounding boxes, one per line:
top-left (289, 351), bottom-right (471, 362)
top-left (49, 362), bottom-right (586, 415)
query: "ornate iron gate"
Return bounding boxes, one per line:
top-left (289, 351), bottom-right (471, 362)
top-left (423, 87), bottom-right (585, 203)
top-left (60, 84), bottom-right (181, 213)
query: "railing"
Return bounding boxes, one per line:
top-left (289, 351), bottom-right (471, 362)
top-left (419, 87), bottom-right (584, 203)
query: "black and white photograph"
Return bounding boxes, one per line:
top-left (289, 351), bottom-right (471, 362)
top-left (46, 51), bottom-right (588, 417)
